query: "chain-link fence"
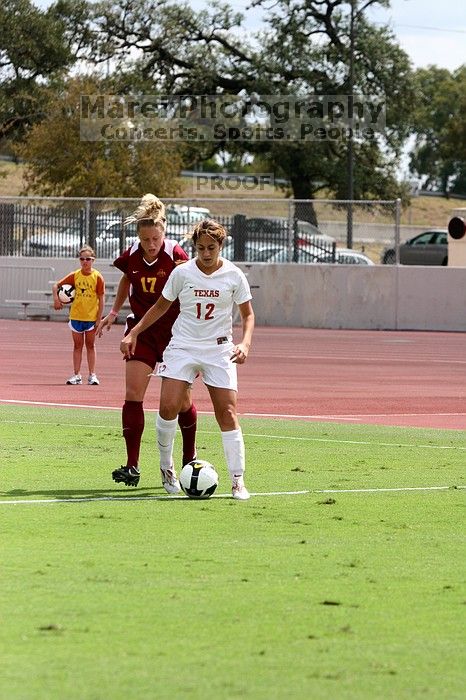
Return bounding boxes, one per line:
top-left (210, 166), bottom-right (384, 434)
top-left (0, 195), bottom-right (400, 264)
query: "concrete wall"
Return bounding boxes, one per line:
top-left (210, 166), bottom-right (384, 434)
top-left (242, 263), bottom-right (466, 330)
top-left (1, 256), bottom-right (465, 331)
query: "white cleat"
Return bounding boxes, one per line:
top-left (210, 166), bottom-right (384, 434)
top-left (232, 476), bottom-right (250, 501)
top-left (88, 373), bottom-right (100, 385)
top-left (160, 467), bottom-right (181, 494)
top-left (66, 374), bottom-right (82, 385)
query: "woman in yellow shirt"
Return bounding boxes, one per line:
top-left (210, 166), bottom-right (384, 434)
top-left (53, 246), bottom-right (105, 385)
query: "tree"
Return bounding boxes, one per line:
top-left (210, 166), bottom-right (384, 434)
top-left (16, 76), bottom-right (183, 197)
top-left (409, 65), bottom-right (466, 195)
top-left (0, 0), bottom-right (91, 144)
top-left (86, 0), bottom-right (415, 214)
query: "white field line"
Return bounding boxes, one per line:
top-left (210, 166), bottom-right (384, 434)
top-left (0, 399), bottom-right (123, 411)
top-left (0, 485), bottom-right (463, 506)
top-left (2, 420), bottom-right (466, 452)
top-left (229, 432), bottom-right (466, 451)
top-left (2, 398), bottom-right (466, 425)
top-left (261, 356), bottom-right (466, 366)
top-left (243, 411), bottom-right (466, 419)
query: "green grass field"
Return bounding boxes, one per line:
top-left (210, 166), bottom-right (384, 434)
top-left (1, 404), bottom-right (465, 700)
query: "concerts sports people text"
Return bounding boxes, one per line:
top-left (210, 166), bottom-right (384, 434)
top-left (120, 218), bottom-right (255, 500)
top-left (97, 194), bottom-right (197, 491)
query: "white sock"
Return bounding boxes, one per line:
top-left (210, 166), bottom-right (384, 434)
top-left (221, 428), bottom-right (245, 482)
top-left (156, 414), bottom-right (178, 469)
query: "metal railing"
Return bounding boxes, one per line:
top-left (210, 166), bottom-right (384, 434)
top-left (0, 195), bottom-right (400, 263)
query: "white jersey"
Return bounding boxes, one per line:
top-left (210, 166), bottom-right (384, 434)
top-left (162, 257), bottom-right (252, 346)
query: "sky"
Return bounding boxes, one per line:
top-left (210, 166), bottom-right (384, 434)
top-left (366, 0), bottom-right (465, 71)
top-left (207, 0), bottom-right (466, 72)
top-left (34, 0), bottom-right (465, 72)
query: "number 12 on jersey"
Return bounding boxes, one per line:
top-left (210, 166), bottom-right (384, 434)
top-left (196, 302), bottom-right (215, 320)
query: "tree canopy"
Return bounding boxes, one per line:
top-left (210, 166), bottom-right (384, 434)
top-left (409, 65), bottom-right (466, 195)
top-left (16, 76), bottom-right (183, 198)
top-left (0, 0), bottom-right (90, 144)
top-left (6, 0), bottom-right (465, 200)
top-left (83, 0), bottom-right (415, 204)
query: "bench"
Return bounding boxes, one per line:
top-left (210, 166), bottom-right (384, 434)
top-left (4, 299), bottom-right (52, 320)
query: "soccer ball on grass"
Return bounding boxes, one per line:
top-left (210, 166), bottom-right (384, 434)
top-left (180, 460), bottom-right (219, 499)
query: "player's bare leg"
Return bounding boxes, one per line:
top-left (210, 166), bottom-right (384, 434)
top-left (84, 328), bottom-right (99, 385)
top-left (70, 330), bottom-right (84, 377)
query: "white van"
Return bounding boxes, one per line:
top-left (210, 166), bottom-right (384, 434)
top-left (165, 205), bottom-right (211, 240)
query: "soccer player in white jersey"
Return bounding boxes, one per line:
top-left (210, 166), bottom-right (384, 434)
top-left (120, 219), bottom-right (255, 500)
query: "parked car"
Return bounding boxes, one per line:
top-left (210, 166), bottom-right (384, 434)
top-left (165, 205), bottom-right (211, 240)
top-left (381, 230), bottom-right (448, 265)
top-left (221, 240), bottom-right (285, 262)
top-left (239, 216), bottom-right (330, 242)
top-left (268, 245), bottom-right (374, 265)
top-left (316, 248), bottom-right (375, 265)
top-left (94, 220), bottom-right (138, 258)
top-left (221, 216), bottom-right (335, 261)
top-left (22, 220), bottom-right (139, 259)
top-left (21, 226), bottom-right (84, 257)
top-left (221, 239), bottom-right (373, 265)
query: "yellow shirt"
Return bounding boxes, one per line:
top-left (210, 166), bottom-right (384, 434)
top-left (68, 269), bottom-right (105, 322)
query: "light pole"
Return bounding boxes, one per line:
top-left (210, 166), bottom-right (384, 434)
top-left (346, 0), bottom-right (355, 248)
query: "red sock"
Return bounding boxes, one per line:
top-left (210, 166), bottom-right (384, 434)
top-left (122, 400), bottom-right (144, 468)
top-left (178, 404), bottom-right (197, 465)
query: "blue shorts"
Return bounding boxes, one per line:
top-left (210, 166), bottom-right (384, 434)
top-left (69, 320), bottom-right (95, 333)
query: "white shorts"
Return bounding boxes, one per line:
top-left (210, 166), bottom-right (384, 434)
top-left (156, 342), bottom-right (238, 391)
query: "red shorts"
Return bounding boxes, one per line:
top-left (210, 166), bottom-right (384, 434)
top-left (124, 314), bottom-right (173, 370)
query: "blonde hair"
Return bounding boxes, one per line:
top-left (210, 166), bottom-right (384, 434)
top-left (125, 193), bottom-right (166, 229)
top-left (190, 219), bottom-right (227, 245)
top-left (79, 245), bottom-right (95, 258)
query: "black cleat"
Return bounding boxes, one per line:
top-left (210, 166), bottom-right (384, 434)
top-left (112, 465), bottom-right (140, 487)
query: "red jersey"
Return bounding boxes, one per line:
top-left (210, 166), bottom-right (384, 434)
top-left (113, 238), bottom-right (188, 334)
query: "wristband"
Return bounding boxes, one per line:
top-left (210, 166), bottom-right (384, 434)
top-left (109, 309), bottom-right (118, 317)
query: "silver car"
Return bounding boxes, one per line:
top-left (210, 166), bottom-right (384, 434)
top-left (94, 220), bottom-right (138, 258)
top-left (165, 205), bottom-right (211, 241)
top-left (220, 240), bottom-right (287, 262)
top-left (381, 230), bottom-right (448, 265)
top-left (269, 245), bottom-right (374, 265)
top-left (21, 227), bottom-right (84, 257)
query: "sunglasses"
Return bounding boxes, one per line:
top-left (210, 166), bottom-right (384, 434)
top-left (79, 257), bottom-right (95, 261)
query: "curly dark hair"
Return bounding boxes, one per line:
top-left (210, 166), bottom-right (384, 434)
top-left (190, 219), bottom-right (227, 245)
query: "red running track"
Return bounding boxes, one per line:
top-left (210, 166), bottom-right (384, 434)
top-left (1, 319), bottom-right (465, 430)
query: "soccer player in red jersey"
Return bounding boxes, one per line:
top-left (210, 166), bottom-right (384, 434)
top-left (97, 194), bottom-right (197, 491)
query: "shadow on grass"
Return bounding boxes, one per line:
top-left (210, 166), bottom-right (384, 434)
top-left (0, 487), bottom-right (233, 502)
top-left (1, 486), bottom-right (164, 498)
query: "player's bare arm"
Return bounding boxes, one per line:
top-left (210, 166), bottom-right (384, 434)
top-left (231, 301), bottom-right (255, 364)
top-left (52, 280), bottom-right (66, 310)
top-left (120, 295), bottom-right (173, 358)
top-left (97, 275), bottom-right (130, 337)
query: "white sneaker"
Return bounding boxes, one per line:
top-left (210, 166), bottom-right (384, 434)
top-left (66, 374), bottom-right (82, 385)
top-left (160, 467), bottom-right (181, 494)
top-left (88, 373), bottom-right (100, 385)
top-left (232, 475), bottom-right (250, 501)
